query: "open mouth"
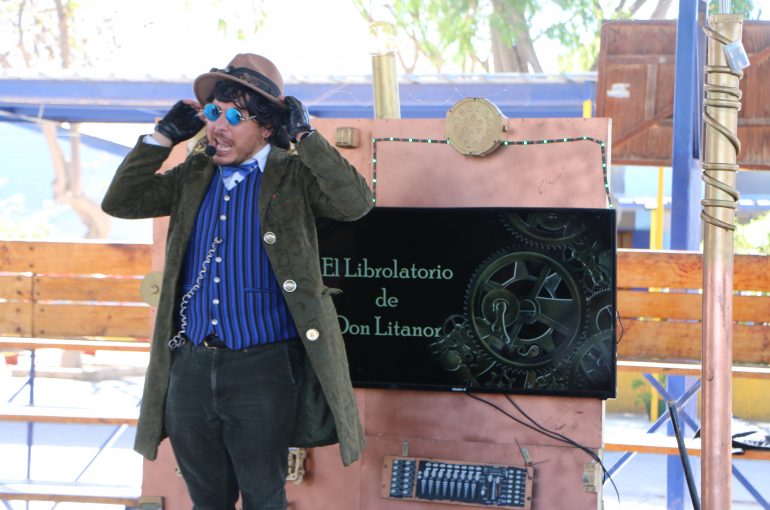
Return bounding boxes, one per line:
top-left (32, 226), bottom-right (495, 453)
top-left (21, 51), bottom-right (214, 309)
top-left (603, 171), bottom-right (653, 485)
top-left (212, 137), bottom-right (234, 156)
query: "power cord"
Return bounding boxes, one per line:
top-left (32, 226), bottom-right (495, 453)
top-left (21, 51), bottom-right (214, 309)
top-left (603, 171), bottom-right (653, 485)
top-left (464, 391), bottom-right (620, 502)
top-left (168, 236), bottom-right (223, 349)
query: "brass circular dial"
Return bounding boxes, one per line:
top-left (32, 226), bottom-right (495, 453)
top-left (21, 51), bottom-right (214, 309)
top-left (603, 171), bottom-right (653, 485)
top-left (445, 97), bottom-right (506, 156)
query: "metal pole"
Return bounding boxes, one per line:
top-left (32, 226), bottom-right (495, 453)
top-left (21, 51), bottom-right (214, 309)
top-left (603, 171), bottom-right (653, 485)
top-left (371, 51), bottom-right (401, 119)
top-left (670, 0), bottom-right (703, 252)
top-left (669, 1), bottom-right (705, 505)
top-left (370, 18), bottom-right (400, 118)
top-left (701, 13), bottom-right (743, 510)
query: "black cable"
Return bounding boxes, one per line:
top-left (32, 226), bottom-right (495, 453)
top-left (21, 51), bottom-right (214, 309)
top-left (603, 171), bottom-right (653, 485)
top-left (465, 391), bottom-right (620, 502)
top-left (615, 310), bottom-right (625, 344)
top-left (503, 394), bottom-right (618, 493)
top-left (667, 401), bottom-right (700, 510)
top-left (507, 395), bottom-right (619, 499)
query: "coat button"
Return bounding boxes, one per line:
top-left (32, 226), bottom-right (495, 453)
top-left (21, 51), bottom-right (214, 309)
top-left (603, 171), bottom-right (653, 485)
top-left (282, 280), bottom-right (297, 292)
top-left (305, 328), bottom-right (320, 341)
top-left (263, 231), bottom-right (277, 244)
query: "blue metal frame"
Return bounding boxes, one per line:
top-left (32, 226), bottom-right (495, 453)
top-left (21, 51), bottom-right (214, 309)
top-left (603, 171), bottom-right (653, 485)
top-left (670, 0), bottom-right (706, 252)
top-left (607, 378), bottom-right (702, 478)
top-left (668, 0), bottom-right (707, 507)
top-left (671, 0), bottom-right (705, 250)
top-left (3, 348), bottom-right (138, 506)
top-left (607, 374), bottom-right (770, 509)
top-left (0, 75), bottom-right (596, 123)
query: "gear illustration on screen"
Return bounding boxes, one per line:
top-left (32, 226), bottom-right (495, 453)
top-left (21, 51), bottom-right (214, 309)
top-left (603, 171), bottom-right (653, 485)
top-left (429, 212), bottom-right (616, 393)
top-left (561, 238), bottom-right (613, 295)
top-left (431, 248), bottom-right (588, 391)
top-left (464, 250), bottom-right (583, 368)
top-left (430, 314), bottom-right (493, 388)
top-left (567, 288), bottom-right (615, 389)
top-left (501, 211), bottom-right (588, 249)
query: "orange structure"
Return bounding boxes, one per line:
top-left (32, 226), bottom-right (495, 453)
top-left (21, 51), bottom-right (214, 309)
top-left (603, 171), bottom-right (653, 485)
top-left (141, 112), bottom-right (613, 510)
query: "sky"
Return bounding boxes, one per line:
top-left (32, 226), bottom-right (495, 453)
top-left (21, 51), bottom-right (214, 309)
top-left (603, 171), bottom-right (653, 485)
top-left (5, 0), bottom-right (576, 79)
top-left (4, 0), bottom-right (768, 81)
top-left (72, 0), bottom-right (381, 79)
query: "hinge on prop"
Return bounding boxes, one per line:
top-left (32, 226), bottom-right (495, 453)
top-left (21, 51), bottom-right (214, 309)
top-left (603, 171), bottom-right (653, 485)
top-left (287, 447), bottom-right (307, 484)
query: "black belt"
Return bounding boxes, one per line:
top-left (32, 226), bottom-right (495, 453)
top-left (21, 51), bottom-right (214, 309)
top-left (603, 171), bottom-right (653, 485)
top-left (193, 334), bottom-right (300, 351)
top-left (201, 334), bottom-right (228, 350)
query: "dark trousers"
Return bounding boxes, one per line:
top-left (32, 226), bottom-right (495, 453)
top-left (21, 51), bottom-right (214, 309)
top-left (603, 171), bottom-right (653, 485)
top-left (165, 339), bottom-right (304, 510)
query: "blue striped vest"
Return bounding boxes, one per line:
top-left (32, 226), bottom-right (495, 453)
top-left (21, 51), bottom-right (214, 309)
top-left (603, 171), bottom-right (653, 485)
top-left (178, 168), bottom-right (298, 349)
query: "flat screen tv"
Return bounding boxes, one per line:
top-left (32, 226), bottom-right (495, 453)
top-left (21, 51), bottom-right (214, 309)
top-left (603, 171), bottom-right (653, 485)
top-left (317, 207), bottom-right (617, 399)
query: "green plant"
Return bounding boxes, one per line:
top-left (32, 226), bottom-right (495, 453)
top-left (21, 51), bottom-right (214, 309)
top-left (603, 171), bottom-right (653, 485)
top-left (631, 374), bottom-right (668, 419)
top-left (734, 211), bottom-right (770, 255)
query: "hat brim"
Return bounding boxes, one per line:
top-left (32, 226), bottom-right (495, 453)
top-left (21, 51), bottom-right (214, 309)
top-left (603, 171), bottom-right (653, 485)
top-left (193, 71), bottom-right (287, 109)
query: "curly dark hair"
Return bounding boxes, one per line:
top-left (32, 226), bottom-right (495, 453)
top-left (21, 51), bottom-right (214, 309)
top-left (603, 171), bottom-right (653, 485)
top-left (208, 80), bottom-right (290, 149)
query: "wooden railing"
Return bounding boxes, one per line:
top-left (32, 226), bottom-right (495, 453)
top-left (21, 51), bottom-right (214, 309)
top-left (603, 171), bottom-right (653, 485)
top-left (608, 249), bottom-right (770, 486)
top-left (3, 242), bottom-right (770, 394)
top-left (616, 249), bottom-right (770, 365)
top-left (1, 241), bottom-right (770, 504)
top-left (0, 240), bottom-right (153, 340)
top-left (2, 242), bottom-right (769, 404)
top-left (0, 240), bottom-right (152, 507)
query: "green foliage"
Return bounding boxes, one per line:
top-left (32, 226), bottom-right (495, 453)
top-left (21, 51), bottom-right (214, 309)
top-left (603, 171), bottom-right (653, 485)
top-left (210, 0), bottom-right (266, 40)
top-left (353, 0), bottom-right (619, 73)
top-left (353, 0), bottom-right (760, 74)
top-left (355, 0), bottom-right (492, 72)
top-left (0, 194), bottom-right (61, 240)
top-left (557, 28), bottom-right (601, 72)
top-left (1, 0), bottom-right (83, 68)
top-left (708, 0), bottom-right (758, 17)
top-left (2, 0), bottom-right (269, 70)
top-left (735, 212), bottom-right (770, 255)
top-left (631, 375), bottom-right (667, 419)
top-left (539, 0), bottom-right (602, 48)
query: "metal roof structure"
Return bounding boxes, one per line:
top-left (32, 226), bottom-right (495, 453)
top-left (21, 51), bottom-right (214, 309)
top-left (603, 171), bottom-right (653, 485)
top-left (0, 73), bottom-right (597, 123)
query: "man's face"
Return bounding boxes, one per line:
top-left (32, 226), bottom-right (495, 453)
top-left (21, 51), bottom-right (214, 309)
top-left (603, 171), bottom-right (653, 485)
top-left (204, 99), bottom-right (273, 166)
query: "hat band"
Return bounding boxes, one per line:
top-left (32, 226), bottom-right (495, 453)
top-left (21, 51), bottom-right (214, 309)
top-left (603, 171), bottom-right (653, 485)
top-left (212, 66), bottom-right (281, 97)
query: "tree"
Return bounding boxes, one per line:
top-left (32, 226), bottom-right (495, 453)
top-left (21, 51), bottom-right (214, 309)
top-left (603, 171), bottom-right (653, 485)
top-left (735, 212), bottom-right (770, 255)
top-left (1, 0), bottom-right (267, 239)
top-left (0, 1), bottom-right (116, 237)
top-left (352, 0), bottom-right (759, 74)
top-left (0, 0), bottom-right (122, 70)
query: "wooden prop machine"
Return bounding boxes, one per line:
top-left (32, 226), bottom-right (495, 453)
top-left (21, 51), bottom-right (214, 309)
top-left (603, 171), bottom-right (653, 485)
top-left (142, 84), bottom-right (616, 509)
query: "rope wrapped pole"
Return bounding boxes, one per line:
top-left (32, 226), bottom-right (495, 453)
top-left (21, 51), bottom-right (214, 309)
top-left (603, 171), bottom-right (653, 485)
top-left (701, 13), bottom-right (744, 510)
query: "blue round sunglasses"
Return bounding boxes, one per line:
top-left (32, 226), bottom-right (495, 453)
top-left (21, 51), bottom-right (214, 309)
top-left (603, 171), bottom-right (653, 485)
top-left (202, 103), bottom-right (257, 126)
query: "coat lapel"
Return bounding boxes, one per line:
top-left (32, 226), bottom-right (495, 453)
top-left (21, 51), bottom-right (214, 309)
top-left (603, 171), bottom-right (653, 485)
top-left (259, 148), bottom-right (289, 220)
top-left (175, 159), bottom-right (217, 261)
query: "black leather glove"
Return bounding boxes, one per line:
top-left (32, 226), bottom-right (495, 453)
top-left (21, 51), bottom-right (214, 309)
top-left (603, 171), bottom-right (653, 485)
top-left (155, 101), bottom-right (205, 145)
top-left (284, 96), bottom-right (312, 142)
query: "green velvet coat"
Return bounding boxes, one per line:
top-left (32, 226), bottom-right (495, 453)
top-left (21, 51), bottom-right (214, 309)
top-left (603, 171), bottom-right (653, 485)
top-left (101, 132), bottom-right (372, 466)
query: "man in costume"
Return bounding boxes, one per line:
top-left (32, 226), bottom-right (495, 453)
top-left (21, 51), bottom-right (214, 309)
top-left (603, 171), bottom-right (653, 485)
top-left (102, 53), bottom-right (371, 510)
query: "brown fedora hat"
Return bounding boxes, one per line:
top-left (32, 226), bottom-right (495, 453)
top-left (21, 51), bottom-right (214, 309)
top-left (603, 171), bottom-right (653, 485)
top-left (193, 53), bottom-right (286, 108)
